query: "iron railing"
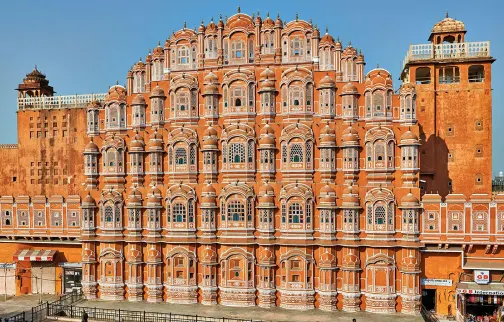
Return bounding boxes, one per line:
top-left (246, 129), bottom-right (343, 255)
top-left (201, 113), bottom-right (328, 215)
top-left (3, 289), bottom-right (262, 322)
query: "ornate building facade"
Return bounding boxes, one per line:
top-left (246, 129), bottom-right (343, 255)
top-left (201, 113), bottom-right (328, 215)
top-left (0, 9), bottom-right (498, 318)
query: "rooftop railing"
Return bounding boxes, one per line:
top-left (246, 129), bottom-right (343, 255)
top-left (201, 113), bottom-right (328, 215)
top-left (402, 41), bottom-right (491, 70)
top-left (17, 93), bottom-right (107, 110)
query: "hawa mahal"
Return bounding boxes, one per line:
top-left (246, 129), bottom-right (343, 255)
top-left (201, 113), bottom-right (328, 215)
top-left (0, 8), bottom-right (498, 319)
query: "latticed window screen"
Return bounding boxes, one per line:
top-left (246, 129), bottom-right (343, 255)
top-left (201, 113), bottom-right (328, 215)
top-left (114, 205), bottom-right (121, 222)
top-left (290, 144), bottom-right (303, 162)
top-left (188, 200), bottom-right (194, 223)
top-left (190, 146), bottom-right (196, 165)
top-left (288, 203), bottom-right (303, 223)
top-left (173, 203), bottom-right (186, 222)
top-left (227, 200), bottom-right (245, 221)
top-left (175, 148), bottom-right (187, 165)
top-left (104, 206), bottom-right (113, 222)
top-left (282, 145), bottom-right (287, 163)
top-left (229, 143), bottom-right (245, 163)
top-left (247, 140), bottom-right (254, 162)
top-left (375, 206), bottom-right (386, 225)
top-left (306, 142), bottom-right (312, 163)
top-left (387, 205), bottom-right (394, 225)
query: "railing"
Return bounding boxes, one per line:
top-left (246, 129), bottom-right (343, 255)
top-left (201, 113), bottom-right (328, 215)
top-left (5, 289), bottom-right (84, 322)
top-left (17, 93), bottom-right (107, 110)
top-left (3, 289), bottom-right (262, 322)
top-left (421, 305), bottom-right (440, 322)
top-left (402, 41), bottom-right (491, 70)
top-left (0, 144), bottom-right (18, 149)
top-left (49, 305), bottom-right (263, 322)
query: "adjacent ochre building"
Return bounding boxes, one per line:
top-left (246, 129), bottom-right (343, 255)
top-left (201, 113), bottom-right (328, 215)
top-left (0, 9), bottom-right (498, 319)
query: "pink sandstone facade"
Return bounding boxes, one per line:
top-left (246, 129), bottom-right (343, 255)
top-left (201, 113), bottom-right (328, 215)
top-left (0, 9), bottom-right (498, 319)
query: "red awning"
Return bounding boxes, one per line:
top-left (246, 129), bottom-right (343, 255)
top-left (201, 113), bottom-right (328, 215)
top-left (14, 249), bottom-right (57, 262)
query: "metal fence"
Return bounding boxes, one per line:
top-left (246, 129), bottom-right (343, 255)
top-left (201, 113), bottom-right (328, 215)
top-left (49, 305), bottom-right (262, 322)
top-left (3, 290), bottom-right (262, 322)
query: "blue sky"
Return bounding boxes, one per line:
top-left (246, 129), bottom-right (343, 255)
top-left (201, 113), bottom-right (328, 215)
top-left (0, 0), bottom-right (501, 174)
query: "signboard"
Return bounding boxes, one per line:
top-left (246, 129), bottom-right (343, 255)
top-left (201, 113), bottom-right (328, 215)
top-left (421, 278), bottom-right (453, 286)
top-left (474, 270), bottom-right (490, 284)
top-left (458, 288), bottom-right (504, 296)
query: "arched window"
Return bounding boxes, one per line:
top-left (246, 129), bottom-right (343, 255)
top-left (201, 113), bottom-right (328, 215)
top-left (104, 206), bottom-right (113, 222)
top-left (375, 206), bottom-right (386, 225)
top-left (178, 46), bottom-right (189, 65)
top-left (289, 86), bottom-right (303, 109)
top-left (231, 40), bottom-right (244, 59)
top-left (290, 37), bottom-right (304, 57)
top-left (290, 144), bottom-right (304, 163)
top-left (288, 203), bottom-right (303, 223)
top-left (173, 203), bottom-right (186, 222)
top-left (175, 148), bottom-right (187, 165)
top-left (227, 200), bottom-right (245, 222)
top-left (231, 86), bottom-right (245, 109)
top-left (229, 143), bottom-right (245, 163)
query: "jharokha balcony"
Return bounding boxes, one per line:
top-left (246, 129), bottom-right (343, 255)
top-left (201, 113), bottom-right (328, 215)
top-left (18, 93), bottom-right (107, 110)
top-left (402, 41), bottom-right (490, 69)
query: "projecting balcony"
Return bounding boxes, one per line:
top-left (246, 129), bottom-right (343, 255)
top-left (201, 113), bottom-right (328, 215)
top-left (18, 93), bottom-right (107, 110)
top-left (402, 41), bottom-right (491, 70)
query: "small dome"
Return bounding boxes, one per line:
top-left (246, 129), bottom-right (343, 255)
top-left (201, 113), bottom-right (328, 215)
top-left (275, 15), bottom-right (283, 27)
top-left (85, 140), bottom-right (99, 152)
top-left (128, 189), bottom-right (142, 205)
top-left (318, 74), bottom-right (336, 88)
top-left (132, 94), bottom-right (146, 105)
top-left (343, 45), bottom-right (357, 57)
top-left (259, 182), bottom-right (274, 195)
top-left (320, 184), bottom-right (335, 194)
top-left (401, 130), bottom-right (419, 142)
top-left (260, 123), bottom-right (275, 136)
top-left (341, 82), bottom-right (359, 95)
top-left (83, 193), bottom-right (96, 205)
top-left (259, 79), bottom-right (275, 92)
top-left (206, 19), bottom-right (217, 32)
top-left (87, 100), bottom-right (102, 109)
top-left (145, 53), bottom-right (152, 63)
top-left (320, 33), bottom-right (335, 45)
top-left (342, 126), bottom-right (359, 144)
top-left (203, 125), bottom-right (218, 137)
top-left (365, 69), bottom-right (393, 89)
top-left (260, 67), bottom-right (275, 80)
top-left (335, 38), bottom-right (342, 50)
top-left (204, 71), bottom-right (218, 84)
top-left (198, 23), bottom-right (206, 33)
top-left (263, 15), bottom-right (274, 27)
top-left (203, 83), bottom-right (219, 95)
top-left (133, 60), bottom-right (145, 71)
top-left (357, 52), bottom-right (365, 63)
top-left (320, 124), bottom-right (335, 136)
top-left (400, 82), bottom-right (416, 92)
top-left (150, 85), bottom-right (166, 97)
top-left (130, 133), bottom-right (145, 150)
top-left (342, 184), bottom-right (359, 196)
top-left (153, 43), bottom-right (163, 56)
top-left (401, 193), bottom-right (420, 208)
top-left (150, 129), bottom-right (163, 141)
top-left (432, 15), bottom-right (465, 34)
top-left (255, 14), bottom-right (262, 24)
top-left (106, 85), bottom-right (127, 102)
top-left (202, 183), bottom-right (216, 194)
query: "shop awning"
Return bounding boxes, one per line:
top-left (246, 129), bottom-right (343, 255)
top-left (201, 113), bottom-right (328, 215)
top-left (14, 249), bottom-right (57, 262)
top-left (457, 282), bottom-right (504, 295)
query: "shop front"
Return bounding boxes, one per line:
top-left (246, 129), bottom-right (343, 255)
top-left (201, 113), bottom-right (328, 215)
top-left (60, 262), bottom-right (82, 294)
top-left (13, 249), bottom-right (57, 295)
top-left (457, 279), bottom-right (504, 321)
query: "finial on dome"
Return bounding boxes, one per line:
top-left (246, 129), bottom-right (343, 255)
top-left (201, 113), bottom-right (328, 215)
top-left (158, 40), bottom-right (161, 46)
top-left (266, 11), bottom-right (269, 17)
top-left (237, 5), bottom-right (240, 13)
top-left (116, 80), bottom-right (119, 85)
top-left (251, 12), bottom-right (255, 20)
top-left (139, 57), bottom-right (142, 62)
top-left (211, 17), bottom-right (214, 22)
top-left (325, 26), bottom-right (328, 34)
top-left (348, 40), bottom-right (352, 46)
top-left (446, 11), bottom-right (449, 18)
top-left (201, 18), bottom-right (204, 25)
top-left (257, 10), bottom-right (260, 16)
top-left (310, 18), bottom-right (312, 25)
top-left (219, 13), bottom-right (222, 20)
top-left (296, 12), bottom-right (299, 21)
top-left (337, 36), bottom-right (340, 42)
top-left (377, 63), bottom-right (380, 68)
top-left (277, 12), bottom-right (280, 19)
top-left (183, 21), bottom-right (186, 29)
